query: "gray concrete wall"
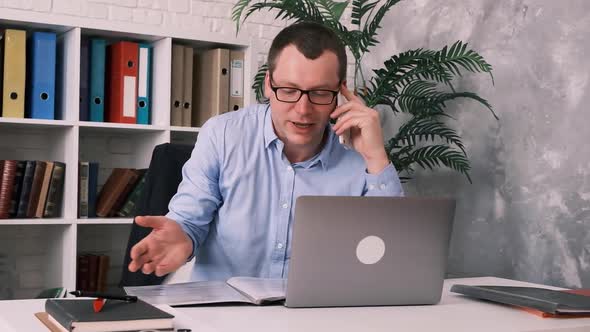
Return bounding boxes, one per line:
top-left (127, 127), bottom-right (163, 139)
top-left (370, 0), bottom-right (590, 288)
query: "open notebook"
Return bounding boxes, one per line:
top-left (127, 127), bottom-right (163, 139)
top-left (125, 277), bottom-right (286, 306)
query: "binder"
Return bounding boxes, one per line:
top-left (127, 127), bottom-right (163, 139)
top-left (181, 46), bottom-right (193, 127)
top-left (0, 31), bottom-right (4, 111)
top-left (192, 48), bottom-right (230, 127)
top-left (170, 44), bottom-right (184, 126)
top-left (27, 32), bottom-right (57, 120)
top-left (229, 50), bottom-right (245, 112)
top-left (2, 29), bottom-right (26, 118)
top-left (89, 39), bottom-right (106, 122)
top-left (79, 38), bottom-right (89, 121)
top-left (106, 41), bottom-right (139, 124)
top-left (137, 44), bottom-right (152, 125)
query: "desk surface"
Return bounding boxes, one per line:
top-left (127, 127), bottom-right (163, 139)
top-left (1, 277), bottom-right (590, 332)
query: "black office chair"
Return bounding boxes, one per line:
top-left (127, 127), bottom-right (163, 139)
top-left (119, 143), bottom-right (193, 287)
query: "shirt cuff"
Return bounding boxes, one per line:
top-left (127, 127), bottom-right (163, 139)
top-left (364, 163), bottom-right (404, 195)
top-left (166, 212), bottom-right (199, 262)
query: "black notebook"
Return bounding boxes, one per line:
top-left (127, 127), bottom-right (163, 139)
top-left (451, 284), bottom-right (590, 315)
top-left (43, 298), bottom-right (174, 332)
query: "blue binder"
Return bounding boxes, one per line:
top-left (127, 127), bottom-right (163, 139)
top-left (89, 39), bottom-right (106, 122)
top-left (137, 44), bottom-right (152, 124)
top-left (79, 38), bottom-right (89, 121)
top-left (27, 32), bottom-right (56, 119)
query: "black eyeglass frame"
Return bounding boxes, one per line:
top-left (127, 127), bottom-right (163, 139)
top-left (269, 76), bottom-right (340, 105)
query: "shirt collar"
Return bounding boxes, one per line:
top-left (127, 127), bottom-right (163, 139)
top-left (263, 105), bottom-right (335, 171)
top-left (263, 104), bottom-right (278, 149)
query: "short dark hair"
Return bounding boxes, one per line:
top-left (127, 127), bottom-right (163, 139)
top-left (268, 22), bottom-right (347, 82)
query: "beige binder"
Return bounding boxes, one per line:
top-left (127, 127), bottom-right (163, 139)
top-left (170, 44), bottom-right (184, 126)
top-left (192, 48), bottom-right (230, 127)
top-left (229, 50), bottom-right (245, 112)
top-left (2, 29), bottom-right (26, 118)
top-left (181, 46), bottom-right (194, 127)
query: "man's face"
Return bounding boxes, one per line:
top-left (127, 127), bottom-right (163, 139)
top-left (265, 45), bottom-right (341, 155)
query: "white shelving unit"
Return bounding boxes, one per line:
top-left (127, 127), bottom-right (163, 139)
top-left (0, 9), bottom-right (253, 299)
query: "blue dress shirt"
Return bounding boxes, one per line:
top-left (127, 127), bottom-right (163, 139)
top-left (166, 104), bottom-right (404, 281)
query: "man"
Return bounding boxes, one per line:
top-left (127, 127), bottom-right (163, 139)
top-left (128, 22), bottom-right (403, 281)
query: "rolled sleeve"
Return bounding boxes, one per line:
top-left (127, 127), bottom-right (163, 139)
top-left (166, 117), bottom-right (224, 258)
top-left (363, 163), bottom-right (404, 197)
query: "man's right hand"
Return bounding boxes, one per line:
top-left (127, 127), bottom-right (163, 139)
top-left (128, 216), bottom-right (193, 277)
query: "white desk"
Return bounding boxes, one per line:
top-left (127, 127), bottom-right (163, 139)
top-left (1, 277), bottom-right (590, 332)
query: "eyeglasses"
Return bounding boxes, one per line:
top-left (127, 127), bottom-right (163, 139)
top-left (269, 78), bottom-right (339, 105)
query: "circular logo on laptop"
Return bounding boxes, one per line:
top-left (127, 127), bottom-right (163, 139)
top-left (356, 236), bottom-right (385, 264)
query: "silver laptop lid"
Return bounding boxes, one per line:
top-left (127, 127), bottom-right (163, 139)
top-left (285, 196), bottom-right (455, 308)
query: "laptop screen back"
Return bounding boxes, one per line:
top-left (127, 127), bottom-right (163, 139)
top-left (285, 196), bottom-right (455, 308)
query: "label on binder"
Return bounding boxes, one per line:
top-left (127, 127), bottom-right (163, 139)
top-left (123, 76), bottom-right (137, 117)
top-left (230, 59), bottom-right (244, 97)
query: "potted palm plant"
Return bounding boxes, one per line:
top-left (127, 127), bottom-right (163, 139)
top-left (232, 0), bottom-right (497, 182)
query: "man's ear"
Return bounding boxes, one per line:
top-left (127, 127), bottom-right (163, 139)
top-left (263, 71), bottom-right (271, 99)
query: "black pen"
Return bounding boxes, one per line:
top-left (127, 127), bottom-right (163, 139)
top-left (69, 290), bottom-right (138, 302)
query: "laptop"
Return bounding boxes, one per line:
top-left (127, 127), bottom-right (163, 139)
top-left (285, 196), bottom-right (456, 308)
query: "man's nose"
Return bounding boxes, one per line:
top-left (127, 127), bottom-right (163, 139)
top-left (294, 93), bottom-right (313, 114)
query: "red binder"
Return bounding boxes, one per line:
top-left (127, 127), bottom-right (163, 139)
top-left (106, 41), bottom-right (138, 123)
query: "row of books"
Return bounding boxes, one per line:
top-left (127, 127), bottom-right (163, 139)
top-left (0, 29), bottom-right (58, 120)
top-left (0, 160), bottom-right (65, 219)
top-left (79, 163), bottom-right (147, 218)
top-left (76, 253), bottom-right (110, 292)
top-left (79, 38), bottom-right (152, 124)
top-left (171, 46), bottom-right (244, 127)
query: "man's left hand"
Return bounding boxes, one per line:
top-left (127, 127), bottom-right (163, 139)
top-left (331, 84), bottom-right (390, 174)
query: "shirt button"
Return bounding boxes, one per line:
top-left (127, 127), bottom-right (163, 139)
top-left (282, 203), bottom-right (288, 209)
top-left (380, 183), bottom-right (386, 190)
top-left (277, 243), bottom-right (284, 249)
top-left (286, 166), bottom-right (293, 171)
top-left (369, 184), bottom-right (375, 190)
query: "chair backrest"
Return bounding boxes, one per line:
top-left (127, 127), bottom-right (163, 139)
top-left (119, 143), bottom-right (193, 286)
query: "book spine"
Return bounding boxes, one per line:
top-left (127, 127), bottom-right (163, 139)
top-left (16, 161), bottom-right (36, 218)
top-left (44, 162), bottom-right (66, 218)
top-left (45, 299), bottom-right (77, 331)
top-left (117, 171), bottom-right (147, 217)
top-left (0, 160), bottom-right (17, 218)
top-left (8, 161), bottom-right (26, 217)
top-left (78, 162), bottom-right (89, 218)
top-left (26, 161), bottom-right (47, 218)
top-left (109, 170), bottom-right (140, 217)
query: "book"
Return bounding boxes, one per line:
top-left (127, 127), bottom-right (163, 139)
top-left (125, 277), bottom-right (286, 306)
top-left (96, 168), bottom-right (139, 217)
top-left (116, 169), bottom-right (147, 217)
top-left (8, 160), bottom-right (25, 217)
top-left (43, 161), bottom-right (66, 218)
top-left (0, 160), bottom-right (16, 218)
top-left (42, 298), bottom-right (174, 332)
top-left (450, 284), bottom-right (590, 316)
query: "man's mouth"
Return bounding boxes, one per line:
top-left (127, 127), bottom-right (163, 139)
top-left (291, 121), bottom-right (313, 128)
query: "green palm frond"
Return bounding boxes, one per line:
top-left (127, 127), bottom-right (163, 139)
top-left (362, 49), bottom-right (442, 107)
top-left (389, 145), bottom-right (472, 183)
top-left (253, 63), bottom-right (268, 103)
top-left (398, 81), bottom-right (497, 119)
top-left (393, 115), bottom-right (466, 153)
top-left (351, 0), bottom-right (379, 27)
top-left (243, 0), bottom-right (325, 24)
top-left (316, 0), bottom-right (349, 22)
top-left (232, 0), bottom-right (253, 32)
top-left (433, 41), bottom-right (494, 84)
top-left (359, 0), bottom-right (402, 53)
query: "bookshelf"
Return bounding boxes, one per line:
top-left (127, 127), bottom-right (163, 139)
top-left (0, 10), bottom-right (253, 299)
